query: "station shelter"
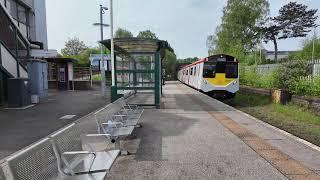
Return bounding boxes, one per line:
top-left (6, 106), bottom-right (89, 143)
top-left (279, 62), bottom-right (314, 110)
top-left (101, 38), bottom-right (173, 109)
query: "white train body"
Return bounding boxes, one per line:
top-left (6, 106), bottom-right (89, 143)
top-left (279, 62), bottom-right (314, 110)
top-left (178, 54), bottom-right (239, 98)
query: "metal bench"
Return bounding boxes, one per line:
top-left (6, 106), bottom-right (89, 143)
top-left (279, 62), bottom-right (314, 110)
top-left (114, 97), bottom-right (144, 121)
top-left (6, 138), bottom-right (58, 180)
top-left (93, 103), bottom-right (137, 128)
top-left (90, 104), bottom-right (136, 155)
top-left (122, 90), bottom-right (144, 115)
top-left (50, 123), bottom-right (120, 179)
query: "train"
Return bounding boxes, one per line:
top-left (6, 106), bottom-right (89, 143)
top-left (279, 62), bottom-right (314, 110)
top-left (178, 54), bottom-right (239, 98)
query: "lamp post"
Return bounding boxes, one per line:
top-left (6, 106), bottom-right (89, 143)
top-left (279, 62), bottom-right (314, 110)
top-left (93, 5), bottom-right (109, 97)
top-left (110, 0), bottom-right (115, 87)
top-left (312, 27), bottom-right (317, 62)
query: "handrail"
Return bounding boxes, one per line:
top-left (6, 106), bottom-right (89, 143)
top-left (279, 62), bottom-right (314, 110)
top-left (0, 40), bottom-right (28, 73)
top-left (0, 2), bottom-right (30, 47)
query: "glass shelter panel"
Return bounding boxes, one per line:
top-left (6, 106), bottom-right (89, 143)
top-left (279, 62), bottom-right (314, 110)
top-left (116, 53), bottom-right (156, 88)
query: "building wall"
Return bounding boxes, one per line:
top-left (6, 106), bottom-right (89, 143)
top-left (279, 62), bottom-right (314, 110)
top-left (33, 0), bottom-right (48, 49)
top-left (0, 0), bottom-right (48, 49)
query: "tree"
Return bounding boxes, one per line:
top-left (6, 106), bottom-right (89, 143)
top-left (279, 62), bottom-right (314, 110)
top-left (137, 30), bottom-right (158, 39)
top-left (206, 34), bottom-right (217, 55)
top-left (262, 2), bottom-right (318, 61)
top-left (163, 50), bottom-right (177, 80)
top-left (114, 28), bottom-right (133, 38)
top-left (210, 0), bottom-right (269, 59)
top-left (61, 37), bottom-right (88, 56)
top-left (75, 47), bottom-right (110, 67)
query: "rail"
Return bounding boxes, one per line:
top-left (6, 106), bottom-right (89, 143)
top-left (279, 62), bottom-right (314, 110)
top-left (0, 41), bottom-right (28, 78)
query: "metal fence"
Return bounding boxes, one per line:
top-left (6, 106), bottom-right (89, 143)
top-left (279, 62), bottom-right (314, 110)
top-left (244, 60), bottom-right (320, 77)
top-left (73, 67), bottom-right (92, 81)
top-left (312, 59), bottom-right (320, 76)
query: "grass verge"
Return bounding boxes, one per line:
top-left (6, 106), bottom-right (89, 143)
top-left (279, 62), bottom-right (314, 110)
top-left (223, 91), bottom-right (320, 147)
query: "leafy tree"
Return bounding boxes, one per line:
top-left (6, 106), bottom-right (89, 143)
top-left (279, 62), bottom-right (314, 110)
top-left (163, 50), bottom-right (177, 80)
top-left (209, 0), bottom-right (269, 58)
top-left (61, 37), bottom-right (88, 56)
top-left (74, 47), bottom-right (110, 67)
top-left (137, 30), bottom-right (158, 39)
top-left (114, 28), bottom-right (133, 38)
top-left (178, 57), bottom-right (199, 63)
top-left (206, 35), bottom-right (217, 55)
top-left (288, 38), bottom-right (320, 60)
top-left (262, 2), bottom-right (318, 61)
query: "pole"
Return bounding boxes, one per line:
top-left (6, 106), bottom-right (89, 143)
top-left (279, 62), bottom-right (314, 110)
top-left (312, 27), bottom-right (316, 62)
top-left (100, 5), bottom-right (106, 97)
top-left (110, 0), bottom-right (115, 87)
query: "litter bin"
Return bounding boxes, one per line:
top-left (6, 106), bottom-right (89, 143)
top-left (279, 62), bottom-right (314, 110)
top-left (7, 78), bottom-right (31, 108)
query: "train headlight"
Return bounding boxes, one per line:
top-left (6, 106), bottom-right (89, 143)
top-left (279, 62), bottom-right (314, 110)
top-left (203, 80), bottom-right (207, 84)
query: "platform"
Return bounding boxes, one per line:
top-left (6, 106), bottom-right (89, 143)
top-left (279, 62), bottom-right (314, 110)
top-left (107, 81), bottom-right (320, 179)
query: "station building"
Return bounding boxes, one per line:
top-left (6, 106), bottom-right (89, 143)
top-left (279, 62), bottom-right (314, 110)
top-left (0, 0), bottom-right (55, 105)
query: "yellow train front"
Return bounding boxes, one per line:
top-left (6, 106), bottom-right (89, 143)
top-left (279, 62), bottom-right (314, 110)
top-left (178, 54), bottom-right (239, 98)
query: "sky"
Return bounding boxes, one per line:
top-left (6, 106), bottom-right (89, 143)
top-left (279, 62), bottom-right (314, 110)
top-left (46, 0), bottom-right (320, 59)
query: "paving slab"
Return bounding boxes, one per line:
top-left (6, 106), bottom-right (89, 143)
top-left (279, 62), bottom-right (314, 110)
top-left (0, 85), bottom-right (110, 160)
top-left (106, 82), bottom-right (288, 179)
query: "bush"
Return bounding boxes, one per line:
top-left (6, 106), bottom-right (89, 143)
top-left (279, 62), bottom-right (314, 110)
top-left (240, 66), bottom-right (280, 89)
top-left (289, 77), bottom-right (320, 96)
top-left (259, 69), bottom-right (280, 89)
top-left (278, 60), bottom-right (310, 91)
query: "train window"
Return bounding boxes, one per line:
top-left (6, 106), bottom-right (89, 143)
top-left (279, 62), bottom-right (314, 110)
top-left (190, 68), bottom-right (193, 75)
top-left (187, 70), bottom-right (188, 75)
top-left (194, 67), bottom-right (197, 76)
top-left (203, 64), bottom-right (216, 78)
top-left (226, 63), bottom-right (238, 78)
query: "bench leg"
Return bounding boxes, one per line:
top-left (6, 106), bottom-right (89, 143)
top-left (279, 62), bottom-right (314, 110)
top-left (114, 140), bottom-right (130, 156)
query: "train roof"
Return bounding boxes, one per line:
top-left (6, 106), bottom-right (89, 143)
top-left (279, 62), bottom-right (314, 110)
top-left (180, 54), bottom-right (238, 69)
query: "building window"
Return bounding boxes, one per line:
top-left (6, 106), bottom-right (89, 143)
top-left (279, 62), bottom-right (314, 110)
top-left (48, 63), bottom-right (57, 80)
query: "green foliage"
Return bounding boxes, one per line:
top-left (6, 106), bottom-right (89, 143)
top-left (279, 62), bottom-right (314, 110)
top-left (224, 91), bottom-right (320, 146)
top-left (288, 76), bottom-right (320, 96)
top-left (60, 37), bottom-right (112, 67)
top-left (114, 28), bottom-right (133, 38)
top-left (278, 60), bottom-right (310, 90)
top-left (163, 50), bottom-right (177, 80)
top-left (66, 47), bottom-right (110, 67)
top-left (137, 30), bottom-right (158, 39)
top-left (241, 61), bottom-right (320, 96)
top-left (262, 2), bottom-right (318, 61)
top-left (240, 66), bottom-right (280, 89)
top-left (177, 57), bottom-right (199, 64)
top-left (289, 38), bottom-right (320, 60)
top-left (209, 0), bottom-right (269, 58)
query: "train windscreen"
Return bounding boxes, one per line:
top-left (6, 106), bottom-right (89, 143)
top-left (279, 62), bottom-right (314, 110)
top-left (203, 61), bottom-right (238, 78)
top-left (226, 62), bottom-right (238, 78)
top-left (203, 63), bottom-right (216, 78)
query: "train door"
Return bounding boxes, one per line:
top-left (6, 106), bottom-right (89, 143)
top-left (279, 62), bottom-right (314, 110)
top-left (187, 68), bottom-right (190, 85)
